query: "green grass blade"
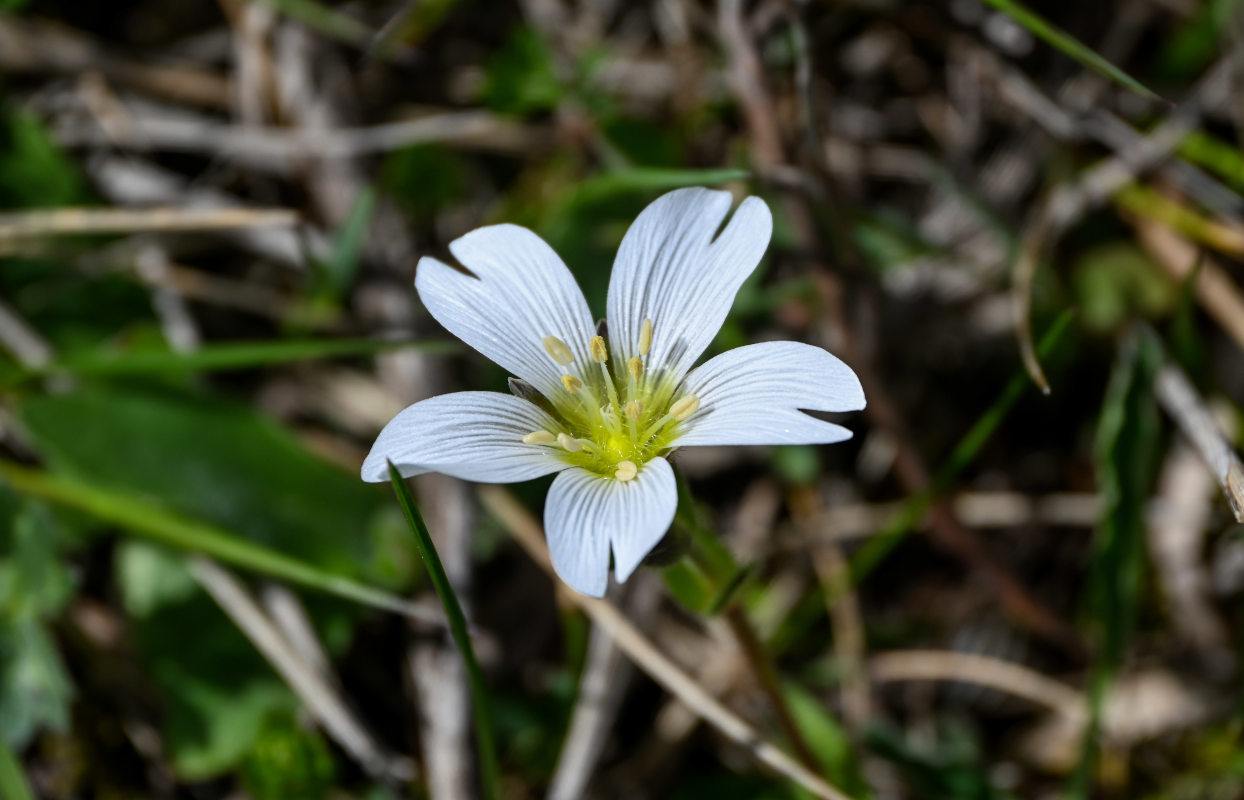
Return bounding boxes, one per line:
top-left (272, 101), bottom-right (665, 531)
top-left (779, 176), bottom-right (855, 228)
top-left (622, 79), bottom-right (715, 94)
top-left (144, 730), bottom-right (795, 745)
top-left (28, 338), bottom-right (455, 380)
top-left (1067, 329), bottom-right (1163, 798)
top-left (982, 0), bottom-right (1164, 102)
top-left (850, 310), bottom-right (1076, 580)
top-left (386, 463), bottom-right (500, 800)
top-left (0, 739), bottom-right (35, 800)
top-left (0, 459), bottom-right (437, 623)
top-left (252, 0), bottom-right (372, 45)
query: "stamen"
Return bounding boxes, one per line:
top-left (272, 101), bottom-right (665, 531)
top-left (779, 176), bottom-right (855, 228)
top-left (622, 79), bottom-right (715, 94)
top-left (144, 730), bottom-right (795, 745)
top-left (522, 430), bottom-right (556, 445)
top-left (542, 335), bottom-right (574, 365)
top-left (557, 433), bottom-right (582, 452)
top-left (627, 356), bottom-right (643, 383)
top-left (589, 335), bottom-right (609, 363)
top-left (615, 460), bottom-right (638, 481)
top-left (669, 394), bottom-right (700, 421)
top-left (562, 374), bottom-right (583, 394)
top-left (638, 318), bottom-right (653, 355)
top-left (624, 400), bottom-right (643, 420)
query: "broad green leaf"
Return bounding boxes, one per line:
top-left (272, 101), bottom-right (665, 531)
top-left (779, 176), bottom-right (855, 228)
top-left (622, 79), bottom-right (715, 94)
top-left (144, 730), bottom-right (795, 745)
top-left (0, 109), bottom-right (86, 208)
top-left (19, 385), bottom-right (378, 574)
top-left (240, 713), bottom-right (337, 800)
top-left (481, 27), bottom-right (564, 114)
top-left (981, 0), bottom-right (1163, 102)
top-left (0, 459), bottom-right (427, 621)
top-left (0, 502), bottom-right (74, 618)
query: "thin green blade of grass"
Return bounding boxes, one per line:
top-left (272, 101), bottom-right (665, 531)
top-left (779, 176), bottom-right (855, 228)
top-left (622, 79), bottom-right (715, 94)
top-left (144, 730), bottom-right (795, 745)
top-left (320, 187), bottom-right (377, 296)
top-left (25, 338), bottom-right (455, 380)
top-left (850, 310), bottom-right (1076, 580)
top-left (386, 462), bottom-right (500, 800)
top-left (982, 0), bottom-right (1164, 103)
top-left (1066, 329), bottom-right (1163, 799)
top-left (577, 167), bottom-right (750, 199)
top-left (0, 739), bottom-right (35, 800)
top-left (0, 459), bottom-right (438, 624)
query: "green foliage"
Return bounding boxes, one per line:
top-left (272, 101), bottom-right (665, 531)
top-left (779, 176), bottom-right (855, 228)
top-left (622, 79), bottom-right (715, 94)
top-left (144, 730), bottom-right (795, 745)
top-left (0, 503), bottom-right (75, 749)
top-left (316, 187), bottom-right (377, 298)
top-left (0, 108), bottom-right (86, 208)
top-left (240, 713), bottom-right (337, 800)
top-left (1178, 131), bottom-right (1244, 194)
top-left (1070, 330), bottom-right (1164, 797)
top-left (482, 27), bottom-right (565, 114)
top-left (1073, 242), bottom-right (1174, 332)
top-left (981, 0), bottom-right (1163, 102)
top-left (868, 722), bottom-right (1017, 800)
top-left (117, 542), bottom-right (298, 778)
top-left (784, 684), bottom-right (871, 798)
top-left (19, 384), bottom-right (380, 574)
top-left (383, 145), bottom-right (469, 218)
top-left (0, 738), bottom-right (36, 800)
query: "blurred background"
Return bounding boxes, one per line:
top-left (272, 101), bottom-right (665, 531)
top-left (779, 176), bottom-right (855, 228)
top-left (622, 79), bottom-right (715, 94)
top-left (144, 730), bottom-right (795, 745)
top-left (2, 0), bottom-right (1244, 798)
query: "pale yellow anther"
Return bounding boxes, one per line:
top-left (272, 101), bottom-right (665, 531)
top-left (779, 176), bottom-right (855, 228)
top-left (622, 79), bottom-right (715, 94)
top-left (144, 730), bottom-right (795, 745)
top-left (624, 400), bottom-right (643, 420)
top-left (522, 430), bottom-right (556, 445)
top-left (561, 374), bottom-right (583, 394)
top-left (669, 394), bottom-right (700, 421)
top-left (589, 335), bottom-right (608, 363)
top-left (558, 433), bottom-right (582, 452)
top-left (542, 335), bottom-right (574, 365)
top-left (615, 460), bottom-right (638, 481)
top-left (638, 318), bottom-right (653, 355)
top-left (627, 356), bottom-right (643, 383)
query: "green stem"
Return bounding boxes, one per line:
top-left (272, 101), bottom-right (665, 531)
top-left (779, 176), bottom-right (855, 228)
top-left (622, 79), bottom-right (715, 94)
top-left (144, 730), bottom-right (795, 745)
top-left (0, 459), bottom-right (434, 623)
top-left (0, 739), bottom-right (35, 800)
top-left (387, 463), bottom-right (500, 800)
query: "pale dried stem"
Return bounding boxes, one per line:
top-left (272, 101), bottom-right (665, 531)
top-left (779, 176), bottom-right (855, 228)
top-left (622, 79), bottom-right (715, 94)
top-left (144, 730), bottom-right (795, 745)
top-left (0, 206), bottom-right (299, 245)
top-left (870, 650), bottom-right (1084, 719)
top-left (478, 485), bottom-right (856, 800)
top-left (189, 556), bottom-right (416, 782)
top-left (1153, 362), bottom-right (1244, 523)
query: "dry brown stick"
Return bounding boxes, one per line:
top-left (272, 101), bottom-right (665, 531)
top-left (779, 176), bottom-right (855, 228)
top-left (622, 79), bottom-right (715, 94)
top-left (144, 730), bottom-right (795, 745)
top-left (869, 650), bottom-right (1084, 719)
top-left (477, 486), bottom-right (856, 800)
top-left (1154, 362), bottom-right (1244, 523)
top-left (0, 13), bottom-right (231, 108)
top-left (0, 206), bottom-right (299, 242)
top-left (1133, 220), bottom-right (1244, 355)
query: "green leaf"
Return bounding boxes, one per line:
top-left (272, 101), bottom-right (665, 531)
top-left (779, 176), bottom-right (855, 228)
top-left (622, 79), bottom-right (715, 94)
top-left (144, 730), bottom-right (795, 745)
top-left (0, 738), bottom-right (36, 800)
top-left (251, 0), bottom-right (371, 45)
top-left (981, 0), bottom-right (1164, 103)
top-left (18, 385), bottom-right (377, 574)
top-left (1068, 329), bottom-right (1164, 798)
top-left (0, 459), bottom-right (431, 621)
top-left (387, 463), bottom-right (500, 800)
top-left (318, 188), bottom-right (377, 297)
top-left (0, 109), bottom-right (86, 208)
top-left (0, 502), bottom-right (74, 619)
top-left (481, 27), bottom-right (565, 114)
top-left (240, 712), bottom-right (337, 800)
top-left (785, 683), bottom-right (871, 798)
top-left (868, 722), bottom-right (1017, 800)
top-left (0, 616), bottom-right (73, 749)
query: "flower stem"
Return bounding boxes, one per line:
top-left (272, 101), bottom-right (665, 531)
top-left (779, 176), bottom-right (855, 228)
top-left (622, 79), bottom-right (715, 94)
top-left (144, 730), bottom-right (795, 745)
top-left (387, 462), bottom-right (501, 800)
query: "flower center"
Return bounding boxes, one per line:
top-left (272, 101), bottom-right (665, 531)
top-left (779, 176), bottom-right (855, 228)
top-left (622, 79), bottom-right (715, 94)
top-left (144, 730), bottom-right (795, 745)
top-left (521, 319), bottom-right (699, 481)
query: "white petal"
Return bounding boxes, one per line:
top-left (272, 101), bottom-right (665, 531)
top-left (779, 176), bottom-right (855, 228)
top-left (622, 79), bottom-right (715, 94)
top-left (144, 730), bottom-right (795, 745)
top-left (361, 391), bottom-right (565, 484)
top-left (675, 342), bottom-right (865, 447)
top-left (416, 224), bottom-right (596, 399)
top-left (606, 188), bottom-right (772, 381)
top-left (543, 458), bottom-right (677, 597)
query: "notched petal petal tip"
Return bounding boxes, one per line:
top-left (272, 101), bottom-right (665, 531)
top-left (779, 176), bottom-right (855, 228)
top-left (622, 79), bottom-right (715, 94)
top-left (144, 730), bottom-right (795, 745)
top-left (543, 459), bottom-right (677, 596)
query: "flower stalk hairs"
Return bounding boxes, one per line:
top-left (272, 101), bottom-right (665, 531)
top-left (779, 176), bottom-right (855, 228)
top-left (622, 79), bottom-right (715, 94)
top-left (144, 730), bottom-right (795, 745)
top-left (363, 188), bottom-right (865, 597)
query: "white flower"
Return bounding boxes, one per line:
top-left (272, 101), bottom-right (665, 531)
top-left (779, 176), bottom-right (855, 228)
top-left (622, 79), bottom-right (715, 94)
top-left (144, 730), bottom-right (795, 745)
top-left (362, 188), bottom-right (865, 597)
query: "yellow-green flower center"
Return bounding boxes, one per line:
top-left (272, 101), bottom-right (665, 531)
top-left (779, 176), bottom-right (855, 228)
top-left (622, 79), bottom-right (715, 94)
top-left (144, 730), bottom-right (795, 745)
top-left (522, 320), bottom-right (699, 481)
